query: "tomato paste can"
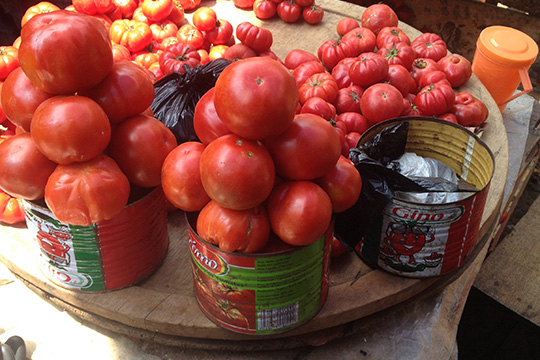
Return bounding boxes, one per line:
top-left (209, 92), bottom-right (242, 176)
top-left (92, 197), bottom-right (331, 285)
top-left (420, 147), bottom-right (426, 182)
top-left (186, 212), bottom-right (333, 335)
top-left (22, 187), bottom-right (169, 291)
top-left (356, 117), bottom-right (494, 278)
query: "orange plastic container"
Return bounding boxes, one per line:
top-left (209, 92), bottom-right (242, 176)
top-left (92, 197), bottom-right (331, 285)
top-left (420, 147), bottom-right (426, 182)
top-left (472, 26), bottom-right (538, 112)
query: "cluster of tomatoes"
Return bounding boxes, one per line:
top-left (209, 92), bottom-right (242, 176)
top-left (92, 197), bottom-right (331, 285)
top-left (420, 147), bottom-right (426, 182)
top-left (161, 56), bottom-right (362, 254)
top-left (0, 10), bottom-right (178, 227)
top-left (243, 0), bottom-right (325, 25)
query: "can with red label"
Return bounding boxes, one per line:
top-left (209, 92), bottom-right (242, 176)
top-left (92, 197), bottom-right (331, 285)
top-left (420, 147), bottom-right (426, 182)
top-left (23, 187), bottom-right (169, 291)
top-left (356, 118), bottom-right (494, 278)
top-left (186, 212), bottom-right (333, 335)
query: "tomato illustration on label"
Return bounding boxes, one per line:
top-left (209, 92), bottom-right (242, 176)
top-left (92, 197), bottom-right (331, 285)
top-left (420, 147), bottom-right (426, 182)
top-left (36, 220), bottom-right (72, 267)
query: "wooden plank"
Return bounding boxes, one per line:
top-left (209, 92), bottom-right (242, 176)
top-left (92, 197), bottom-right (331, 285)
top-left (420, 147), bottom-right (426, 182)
top-left (475, 194), bottom-right (540, 326)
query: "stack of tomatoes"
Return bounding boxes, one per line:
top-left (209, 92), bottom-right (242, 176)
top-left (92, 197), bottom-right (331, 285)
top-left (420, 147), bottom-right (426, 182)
top-left (244, 0), bottom-right (325, 25)
top-left (0, 10), bottom-right (177, 227)
top-left (162, 56), bottom-right (362, 254)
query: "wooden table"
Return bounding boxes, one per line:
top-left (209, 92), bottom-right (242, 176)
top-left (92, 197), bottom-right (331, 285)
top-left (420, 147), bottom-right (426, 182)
top-left (0, 0), bottom-right (509, 354)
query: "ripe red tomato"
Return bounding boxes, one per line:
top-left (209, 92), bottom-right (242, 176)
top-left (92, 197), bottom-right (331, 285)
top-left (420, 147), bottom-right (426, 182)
top-left (235, 22), bottom-right (273, 53)
top-left (284, 49), bottom-right (320, 70)
top-left (113, 0), bottom-right (138, 19)
top-left (342, 27), bottom-right (377, 56)
top-left (331, 236), bottom-right (348, 258)
top-left (204, 19), bottom-right (233, 46)
top-left (31, 96), bottom-right (111, 165)
top-left (277, 0), bottom-right (302, 23)
top-left (292, 60), bottom-right (326, 88)
top-left (300, 97), bottom-right (336, 121)
top-left (141, 0), bottom-right (174, 22)
top-left (360, 83), bottom-right (404, 124)
top-left (0, 46), bottom-right (19, 81)
top-left (267, 180), bottom-right (332, 246)
top-left (0, 133), bottom-right (57, 200)
top-left (196, 201), bottom-right (270, 253)
top-left (377, 42), bottom-right (417, 71)
top-left (376, 26), bottom-right (411, 48)
top-left (20, 2), bottom-right (61, 28)
top-left (167, 0), bottom-right (185, 26)
top-left (417, 69), bottom-right (452, 90)
top-left (1, 67), bottom-right (54, 132)
top-left (109, 19), bottom-right (153, 53)
top-left (384, 64), bottom-right (416, 97)
top-left (331, 57), bottom-right (355, 89)
top-left (232, 0), bottom-right (255, 8)
top-left (19, 10), bottom-right (113, 95)
top-left (265, 113), bottom-right (341, 180)
top-left (178, 0), bottom-right (201, 11)
top-left (253, 0), bottom-right (277, 20)
top-left (315, 156), bottom-right (362, 213)
top-left (317, 39), bottom-right (357, 71)
top-left (223, 43), bottom-right (256, 62)
top-left (200, 134), bottom-right (275, 210)
top-left (411, 33), bottom-right (448, 62)
top-left (336, 17), bottom-right (360, 37)
top-left (336, 112), bottom-right (370, 135)
top-left (79, 60), bottom-right (154, 124)
top-left (451, 91), bottom-right (489, 127)
top-left (438, 112), bottom-right (458, 123)
top-left (349, 52), bottom-right (389, 88)
top-left (193, 88), bottom-right (232, 145)
top-left (298, 72), bottom-right (339, 105)
top-left (335, 85), bottom-right (363, 114)
top-left (437, 54), bottom-right (472, 88)
top-left (161, 141), bottom-right (210, 212)
top-left (72, 0), bottom-right (114, 14)
top-left (361, 3), bottom-right (398, 35)
top-left (410, 57), bottom-right (441, 86)
top-left (107, 114), bottom-right (177, 187)
top-left (192, 7), bottom-right (217, 31)
top-left (44, 154), bottom-right (130, 226)
top-left (414, 83), bottom-right (455, 116)
top-left (214, 57), bottom-right (298, 140)
top-left (149, 19), bottom-right (179, 43)
top-left (111, 43), bottom-right (131, 62)
top-left (302, 5), bottom-right (324, 25)
top-left (159, 42), bottom-right (201, 75)
top-left (0, 189), bottom-right (25, 225)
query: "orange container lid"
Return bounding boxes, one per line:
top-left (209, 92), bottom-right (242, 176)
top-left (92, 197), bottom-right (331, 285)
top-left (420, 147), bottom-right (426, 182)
top-left (477, 26), bottom-right (538, 67)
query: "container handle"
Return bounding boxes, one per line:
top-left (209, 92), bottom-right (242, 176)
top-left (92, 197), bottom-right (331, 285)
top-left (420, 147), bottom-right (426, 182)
top-left (499, 67), bottom-right (533, 107)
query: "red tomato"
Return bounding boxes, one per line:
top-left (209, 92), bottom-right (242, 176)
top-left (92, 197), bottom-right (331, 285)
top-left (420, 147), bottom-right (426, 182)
top-left (342, 27), bottom-right (377, 56)
top-left (178, 0), bottom-right (201, 10)
top-left (410, 57), bottom-right (441, 86)
top-left (193, 88), bottom-right (232, 145)
top-left (107, 114), bottom-right (177, 187)
top-left (161, 141), bottom-right (210, 211)
top-left (360, 83), bottom-right (404, 124)
top-left (284, 49), bottom-right (320, 70)
top-left (267, 180), bottom-right (332, 246)
top-left (235, 22), bottom-right (273, 53)
top-left (335, 85), bottom-right (363, 114)
top-left (336, 112), bottom-right (370, 134)
top-left (205, 19), bottom-right (233, 46)
top-left (214, 57), bottom-right (298, 140)
top-left (277, 0), bottom-right (301, 23)
top-left (31, 96), bottom-right (111, 165)
top-left (302, 5), bottom-right (324, 25)
top-left (411, 33), bottom-right (448, 62)
top-left (72, 0), bottom-right (114, 14)
top-left (317, 39), bottom-right (357, 71)
top-left (232, 0), bottom-right (255, 8)
top-left (109, 19), bottom-right (153, 53)
top-left (1, 67), bottom-right (54, 132)
top-left (199, 134), bottom-right (275, 210)
top-left (192, 7), bottom-right (217, 32)
top-left (197, 201), bottom-right (270, 253)
top-left (167, 0), bottom-right (185, 26)
top-left (292, 60), bottom-right (325, 88)
top-left (336, 17), bottom-right (360, 37)
top-left (384, 64), bottom-right (416, 97)
top-left (223, 43), bottom-right (256, 62)
top-left (159, 42), bottom-right (201, 75)
top-left (131, 51), bottom-right (160, 69)
top-left (437, 54), bottom-right (472, 88)
top-left (19, 11), bottom-right (113, 95)
top-left (141, 0), bottom-right (173, 22)
top-left (253, 0), bottom-right (277, 20)
top-left (417, 69), bottom-right (452, 90)
top-left (361, 3), bottom-right (398, 35)
top-left (113, 0), bottom-right (138, 19)
top-left (376, 26), bottom-right (411, 48)
top-left (20, 2), bottom-right (61, 28)
top-left (414, 83), bottom-right (455, 116)
top-left (401, 93), bottom-right (421, 116)
top-left (0, 133), bottom-right (57, 200)
top-left (451, 91), bottom-right (489, 127)
top-left (0, 46), bottom-right (19, 81)
top-left (349, 52), bottom-right (389, 88)
top-left (111, 43), bottom-right (131, 62)
top-left (177, 24), bottom-right (205, 50)
top-left (149, 19), bottom-right (178, 43)
top-left (331, 57), bottom-right (355, 89)
top-left (438, 112), bottom-right (458, 123)
top-left (377, 42), bottom-right (417, 71)
top-left (79, 60), bottom-right (154, 124)
top-left (315, 156), bottom-right (362, 213)
top-left (265, 113), bottom-right (341, 180)
top-left (298, 72), bottom-right (339, 105)
top-left (44, 154), bottom-right (130, 226)
top-left (345, 131), bottom-right (361, 150)
top-left (300, 96), bottom-right (336, 121)
top-left (0, 189), bottom-right (25, 225)
top-left (331, 236), bottom-right (348, 258)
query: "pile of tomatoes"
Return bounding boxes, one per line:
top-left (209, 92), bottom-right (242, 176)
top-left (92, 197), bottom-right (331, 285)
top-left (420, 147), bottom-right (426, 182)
top-left (244, 0), bottom-right (325, 25)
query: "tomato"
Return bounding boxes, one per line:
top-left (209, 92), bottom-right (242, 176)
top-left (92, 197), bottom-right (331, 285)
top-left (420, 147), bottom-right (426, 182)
top-left (377, 41), bottom-right (417, 70)
top-left (345, 131), bottom-right (361, 149)
top-left (253, 0), bottom-right (277, 20)
top-left (214, 57), bottom-right (298, 140)
top-left (200, 134), bottom-right (275, 210)
top-left (342, 27), bottom-right (377, 56)
top-left (300, 97), bottom-right (336, 121)
top-left (277, 0), bottom-right (302, 23)
top-left (292, 60), bottom-right (325, 88)
top-left (1, 67), bottom-right (54, 132)
top-left (141, 0), bottom-right (173, 22)
top-left (132, 6), bottom-right (150, 23)
top-left (296, 0), bottom-right (314, 6)
top-left (207, 45), bottom-right (226, 61)
top-left (414, 83), bottom-right (455, 116)
top-left (197, 49), bottom-right (211, 64)
top-left (336, 111), bottom-right (370, 134)
top-left (223, 43), bottom-right (256, 62)
top-left (177, 24), bottom-right (205, 49)
top-left (451, 91), bottom-right (489, 127)
top-left (384, 64), bottom-right (416, 97)
top-left (410, 57), bottom-right (441, 86)
top-left (438, 112), bottom-right (458, 123)
top-left (298, 72), bottom-right (339, 105)
top-left (437, 54), bottom-right (472, 88)
top-left (401, 93), bottom-right (421, 116)
top-left (0, 133), bottom-right (57, 200)
top-left (315, 156), bottom-right (362, 213)
top-left (31, 96), bottom-right (111, 164)
top-left (360, 83), bottom-right (404, 124)
top-left (302, 5), bottom-right (324, 25)
top-left (160, 36), bottom-right (179, 50)
top-left (109, 19), bottom-right (153, 53)
top-left (336, 17), bottom-right (360, 37)
top-left (193, 88), bottom-right (232, 145)
top-left (361, 3), bottom-right (398, 35)
top-left (19, 11), bottom-right (113, 95)
top-left (21, 1), bottom-right (61, 28)
top-left (349, 52), bottom-right (389, 88)
top-left (265, 113), bottom-right (341, 180)
top-left (167, 0), bottom-right (185, 26)
top-left (0, 189), bottom-right (25, 225)
top-left (331, 57), bottom-right (355, 89)
top-left (376, 26), bottom-right (411, 48)
top-left (205, 19), bottom-right (234, 46)
top-left (192, 7), bottom-right (217, 32)
top-left (335, 85), bottom-right (363, 114)
top-left (411, 33), bottom-right (448, 62)
top-left (178, 0), bottom-right (201, 11)
top-left (149, 19), bottom-right (178, 43)
top-left (147, 61), bottom-right (164, 81)
top-left (417, 69), bottom-right (452, 90)
top-left (161, 141), bottom-right (210, 211)
top-left (267, 180), bottom-right (332, 246)
top-left (331, 236), bottom-right (348, 258)
top-left (44, 154), bottom-right (130, 226)
top-left (284, 49), bottom-right (320, 70)
top-left (232, 0), bottom-right (255, 8)
top-left (113, 0), bottom-right (138, 19)
top-left (111, 43), bottom-right (131, 62)
top-left (317, 39), bottom-right (357, 71)
top-left (131, 51), bottom-right (160, 69)
top-left (197, 201), bottom-right (270, 253)
top-left (235, 22), bottom-right (273, 54)
top-left (107, 114), bottom-right (177, 187)
top-left (159, 42), bottom-right (201, 75)
top-left (72, 0), bottom-right (115, 14)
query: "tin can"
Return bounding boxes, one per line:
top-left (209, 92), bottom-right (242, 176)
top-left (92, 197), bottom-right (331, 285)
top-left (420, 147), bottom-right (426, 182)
top-left (356, 118), bottom-right (494, 278)
top-left (186, 212), bottom-right (333, 335)
top-left (23, 187), bottom-right (169, 291)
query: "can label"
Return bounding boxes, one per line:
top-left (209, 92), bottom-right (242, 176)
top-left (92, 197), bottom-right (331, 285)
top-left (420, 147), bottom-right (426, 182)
top-left (188, 224), bottom-right (332, 335)
top-left (23, 201), bottom-right (105, 291)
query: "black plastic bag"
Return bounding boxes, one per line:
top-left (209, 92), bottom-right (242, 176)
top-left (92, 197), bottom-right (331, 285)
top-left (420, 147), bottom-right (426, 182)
top-left (151, 58), bottom-right (232, 144)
